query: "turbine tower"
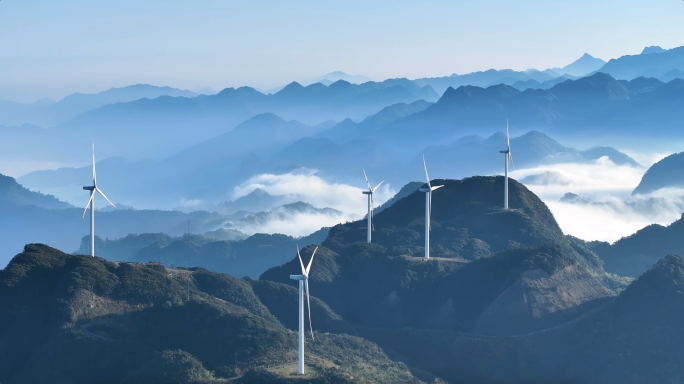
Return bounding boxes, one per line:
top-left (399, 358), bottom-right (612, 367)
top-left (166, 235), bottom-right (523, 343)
top-left (82, 145), bottom-right (115, 256)
top-left (362, 169), bottom-right (384, 243)
top-left (418, 156), bottom-right (443, 260)
top-left (289, 245), bottom-right (318, 375)
top-left (499, 120), bottom-right (513, 209)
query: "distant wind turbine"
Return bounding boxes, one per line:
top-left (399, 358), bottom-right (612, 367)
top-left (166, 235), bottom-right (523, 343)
top-left (362, 169), bottom-right (384, 243)
top-left (82, 145), bottom-right (115, 256)
top-left (499, 120), bottom-right (513, 209)
top-left (418, 156), bottom-right (443, 260)
top-left (289, 245), bottom-right (318, 375)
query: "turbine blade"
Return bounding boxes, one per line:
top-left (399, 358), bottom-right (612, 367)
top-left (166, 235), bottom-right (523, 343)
top-left (363, 168), bottom-right (372, 191)
top-left (92, 144), bottom-right (97, 186)
top-left (297, 245), bottom-right (306, 275)
top-left (305, 246), bottom-right (318, 276)
top-left (506, 118), bottom-right (510, 151)
top-left (82, 192), bottom-right (94, 218)
top-left (305, 278), bottom-right (314, 340)
top-left (372, 180), bottom-right (384, 192)
top-left (423, 155), bottom-right (431, 189)
top-left (96, 188), bottom-right (116, 208)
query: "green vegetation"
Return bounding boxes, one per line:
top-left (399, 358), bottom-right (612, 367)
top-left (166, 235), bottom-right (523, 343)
top-left (324, 177), bottom-right (564, 259)
top-left (590, 214), bottom-right (684, 277)
top-left (3, 176), bottom-right (684, 383)
top-left (0, 244), bottom-right (423, 383)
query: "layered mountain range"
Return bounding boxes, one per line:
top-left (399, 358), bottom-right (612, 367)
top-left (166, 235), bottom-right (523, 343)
top-left (17, 104), bottom-right (640, 209)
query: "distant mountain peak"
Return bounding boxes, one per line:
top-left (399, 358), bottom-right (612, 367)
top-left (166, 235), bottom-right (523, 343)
top-left (325, 71), bottom-right (352, 76)
top-left (302, 71), bottom-right (372, 86)
top-left (561, 53), bottom-right (607, 77)
top-left (279, 82), bottom-right (305, 92)
top-left (641, 46), bottom-right (667, 55)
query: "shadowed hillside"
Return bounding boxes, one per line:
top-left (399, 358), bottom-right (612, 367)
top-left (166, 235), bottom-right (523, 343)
top-left (364, 256), bottom-right (684, 384)
top-left (590, 214), bottom-right (684, 277)
top-left (323, 177), bottom-right (564, 258)
top-left (632, 151), bottom-right (684, 194)
top-left (260, 177), bottom-right (619, 337)
top-left (0, 244), bottom-right (424, 384)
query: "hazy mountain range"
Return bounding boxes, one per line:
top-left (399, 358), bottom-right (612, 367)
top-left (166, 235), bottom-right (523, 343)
top-left (1, 45), bottom-right (682, 183)
top-left (0, 79), bottom-right (438, 165)
top-left (0, 84), bottom-right (199, 127)
top-left (16, 118), bottom-right (638, 210)
top-left (76, 227), bottom-right (330, 279)
top-left (0, 172), bottom-right (347, 266)
top-left (598, 45), bottom-right (684, 80)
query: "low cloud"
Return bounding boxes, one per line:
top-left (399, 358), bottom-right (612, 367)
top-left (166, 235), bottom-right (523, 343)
top-left (233, 169), bottom-right (395, 216)
top-left (237, 211), bottom-right (348, 238)
top-left (515, 156), bottom-right (683, 243)
top-left (228, 169), bottom-right (396, 237)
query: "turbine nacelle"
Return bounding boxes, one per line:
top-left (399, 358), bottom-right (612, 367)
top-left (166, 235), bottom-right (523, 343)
top-left (289, 275), bottom-right (306, 281)
top-left (500, 119), bottom-right (513, 210)
top-left (82, 145), bottom-right (116, 218)
top-left (362, 169), bottom-right (383, 239)
top-left (81, 144), bottom-right (117, 258)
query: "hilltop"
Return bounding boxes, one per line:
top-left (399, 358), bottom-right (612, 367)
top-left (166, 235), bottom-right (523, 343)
top-left (261, 176), bottom-right (618, 336)
top-left (0, 244), bottom-right (424, 384)
top-left (323, 176), bottom-right (565, 257)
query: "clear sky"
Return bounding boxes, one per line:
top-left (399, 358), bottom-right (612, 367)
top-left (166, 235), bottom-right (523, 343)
top-left (1, 0), bottom-right (683, 102)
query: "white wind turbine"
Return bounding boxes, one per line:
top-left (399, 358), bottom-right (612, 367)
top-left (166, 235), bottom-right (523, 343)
top-left (289, 245), bottom-right (318, 375)
top-left (362, 169), bottom-right (384, 243)
top-left (499, 120), bottom-right (513, 209)
top-left (418, 156), bottom-right (443, 260)
top-left (82, 145), bottom-right (115, 256)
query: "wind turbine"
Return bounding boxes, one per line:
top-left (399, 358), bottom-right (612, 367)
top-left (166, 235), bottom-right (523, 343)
top-left (362, 169), bottom-right (384, 243)
top-left (418, 156), bottom-right (443, 260)
top-left (499, 119), bottom-right (513, 209)
top-left (82, 145), bottom-right (115, 256)
top-left (289, 245), bottom-right (318, 375)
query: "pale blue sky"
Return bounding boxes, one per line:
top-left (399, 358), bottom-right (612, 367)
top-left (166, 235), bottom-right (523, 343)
top-left (1, 0), bottom-right (683, 101)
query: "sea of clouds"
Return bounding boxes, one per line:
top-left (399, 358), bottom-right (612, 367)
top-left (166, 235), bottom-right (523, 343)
top-left (219, 153), bottom-right (684, 243)
top-left (228, 169), bottom-right (396, 237)
top-left (514, 152), bottom-right (683, 243)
